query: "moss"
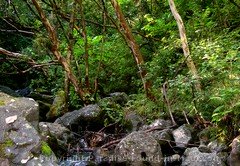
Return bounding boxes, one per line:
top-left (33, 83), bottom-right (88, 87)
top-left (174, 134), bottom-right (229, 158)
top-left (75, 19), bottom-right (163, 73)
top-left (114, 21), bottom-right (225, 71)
top-left (0, 139), bottom-right (14, 158)
top-left (46, 90), bottom-right (66, 119)
top-left (41, 141), bottom-right (53, 157)
top-left (0, 100), bottom-right (5, 106)
top-left (4, 140), bottom-right (14, 147)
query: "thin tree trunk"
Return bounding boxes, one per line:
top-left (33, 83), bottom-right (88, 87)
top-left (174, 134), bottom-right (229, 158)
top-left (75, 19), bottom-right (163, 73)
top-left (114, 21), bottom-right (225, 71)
top-left (93, 0), bottom-right (107, 96)
top-left (168, 0), bottom-right (201, 92)
top-left (32, 0), bottom-right (86, 102)
top-left (110, 0), bottom-right (154, 100)
top-left (64, 2), bottom-right (76, 113)
top-left (76, 0), bottom-right (90, 90)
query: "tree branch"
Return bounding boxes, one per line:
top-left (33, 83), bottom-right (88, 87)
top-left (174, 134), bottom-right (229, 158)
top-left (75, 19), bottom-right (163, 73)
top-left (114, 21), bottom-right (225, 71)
top-left (1, 18), bottom-right (35, 35)
top-left (31, 0), bottom-right (87, 103)
top-left (0, 47), bottom-right (25, 58)
top-left (0, 29), bottom-right (34, 35)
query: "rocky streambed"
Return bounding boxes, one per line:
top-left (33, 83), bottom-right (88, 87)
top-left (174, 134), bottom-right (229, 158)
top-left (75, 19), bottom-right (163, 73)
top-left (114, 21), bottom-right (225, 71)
top-left (0, 88), bottom-right (240, 166)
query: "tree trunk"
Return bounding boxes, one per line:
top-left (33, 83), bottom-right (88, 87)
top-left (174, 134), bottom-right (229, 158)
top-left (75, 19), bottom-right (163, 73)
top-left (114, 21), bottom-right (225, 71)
top-left (77, 0), bottom-right (90, 90)
top-left (110, 0), bottom-right (154, 100)
top-left (31, 0), bottom-right (86, 102)
top-left (64, 2), bottom-right (77, 113)
top-left (168, 0), bottom-right (201, 92)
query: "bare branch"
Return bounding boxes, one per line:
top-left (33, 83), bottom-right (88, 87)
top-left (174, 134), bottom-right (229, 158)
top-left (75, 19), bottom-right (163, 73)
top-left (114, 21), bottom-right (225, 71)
top-left (0, 29), bottom-right (34, 35)
top-left (0, 47), bottom-right (24, 58)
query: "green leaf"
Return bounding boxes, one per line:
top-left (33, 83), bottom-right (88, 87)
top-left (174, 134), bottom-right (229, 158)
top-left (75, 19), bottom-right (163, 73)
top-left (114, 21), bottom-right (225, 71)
top-left (232, 102), bottom-right (240, 112)
top-left (212, 105), bottom-right (225, 122)
top-left (209, 97), bottom-right (225, 107)
top-left (91, 35), bottom-right (103, 45)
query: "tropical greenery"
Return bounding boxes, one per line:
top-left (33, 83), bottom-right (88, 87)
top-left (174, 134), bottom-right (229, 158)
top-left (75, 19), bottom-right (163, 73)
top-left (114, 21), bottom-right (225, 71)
top-left (0, 0), bottom-right (239, 142)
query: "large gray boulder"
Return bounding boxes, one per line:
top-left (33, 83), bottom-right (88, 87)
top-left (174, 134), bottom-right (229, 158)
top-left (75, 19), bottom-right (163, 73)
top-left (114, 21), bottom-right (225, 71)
top-left (115, 131), bottom-right (163, 166)
top-left (0, 92), bottom-right (39, 130)
top-left (181, 147), bottom-right (225, 166)
top-left (0, 92), bottom-right (57, 165)
top-left (55, 104), bottom-right (102, 130)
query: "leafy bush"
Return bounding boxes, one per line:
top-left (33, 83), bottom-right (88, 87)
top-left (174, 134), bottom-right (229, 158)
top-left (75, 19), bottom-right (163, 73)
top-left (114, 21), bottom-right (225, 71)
top-left (126, 94), bottom-right (164, 124)
top-left (98, 98), bottom-right (125, 127)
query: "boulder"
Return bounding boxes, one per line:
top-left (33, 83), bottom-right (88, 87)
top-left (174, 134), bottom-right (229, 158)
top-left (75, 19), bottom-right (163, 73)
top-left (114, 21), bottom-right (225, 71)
top-left (207, 140), bottom-right (228, 153)
top-left (39, 122), bottom-right (74, 143)
top-left (108, 92), bottom-right (129, 106)
top-left (164, 154), bottom-right (181, 165)
top-left (27, 92), bottom-right (53, 121)
top-left (124, 111), bottom-right (143, 132)
top-left (115, 131), bottom-right (163, 166)
top-left (0, 92), bottom-right (39, 131)
top-left (181, 147), bottom-right (225, 166)
top-left (0, 92), bottom-right (57, 165)
top-left (228, 135), bottom-right (240, 166)
top-left (172, 124), bottom-right (192, 148)
top-left (141, 118), bottom-right (172, 130)
top-left (150, 129), bottom-right (173, 145)
top-left (39, 122), bottom-right (75, 156)
top-left (198, 144), bottom-right (211, 153)
top-left (27, 154), bottom-right (58, 166)
top-left (217, 152), bottom-right (228, 165)
top-left (55, 104), bottom-right (102, 131)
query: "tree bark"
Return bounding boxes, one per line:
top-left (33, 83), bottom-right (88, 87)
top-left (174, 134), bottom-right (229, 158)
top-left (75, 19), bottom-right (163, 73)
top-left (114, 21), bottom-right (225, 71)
top-left (76, 0), bottom-right (90, 90)
top-left (64, 2), bottom-right (77, 113)
top-left (110, 0), bottom-right (154, 100)
top-left (168, 0), bottom-right (201, 92)
top-left (0, 47), bottom-right (26, 58)
top-left (31, 0), bottom-right (86, 102)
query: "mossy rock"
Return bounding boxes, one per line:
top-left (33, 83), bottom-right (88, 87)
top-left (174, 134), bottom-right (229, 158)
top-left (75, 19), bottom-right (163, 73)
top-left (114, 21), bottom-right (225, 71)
top-left (0, 139), bottom-right (14, 158)
top-left (47, 90), bottom-right (66, 119)
top-left (0, 100), bottom-right (5, 106)
top-left (41, 141), bottom-right (53, 157)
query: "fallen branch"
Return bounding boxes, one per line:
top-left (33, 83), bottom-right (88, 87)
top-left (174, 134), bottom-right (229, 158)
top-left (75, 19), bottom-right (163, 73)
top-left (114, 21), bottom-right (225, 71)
top-left (101, 139), bottom-right (121, 149)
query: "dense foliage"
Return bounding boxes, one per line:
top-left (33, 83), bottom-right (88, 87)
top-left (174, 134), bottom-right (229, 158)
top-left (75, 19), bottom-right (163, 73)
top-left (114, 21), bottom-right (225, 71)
top-left (0, 0), bottom-right (239, 142)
